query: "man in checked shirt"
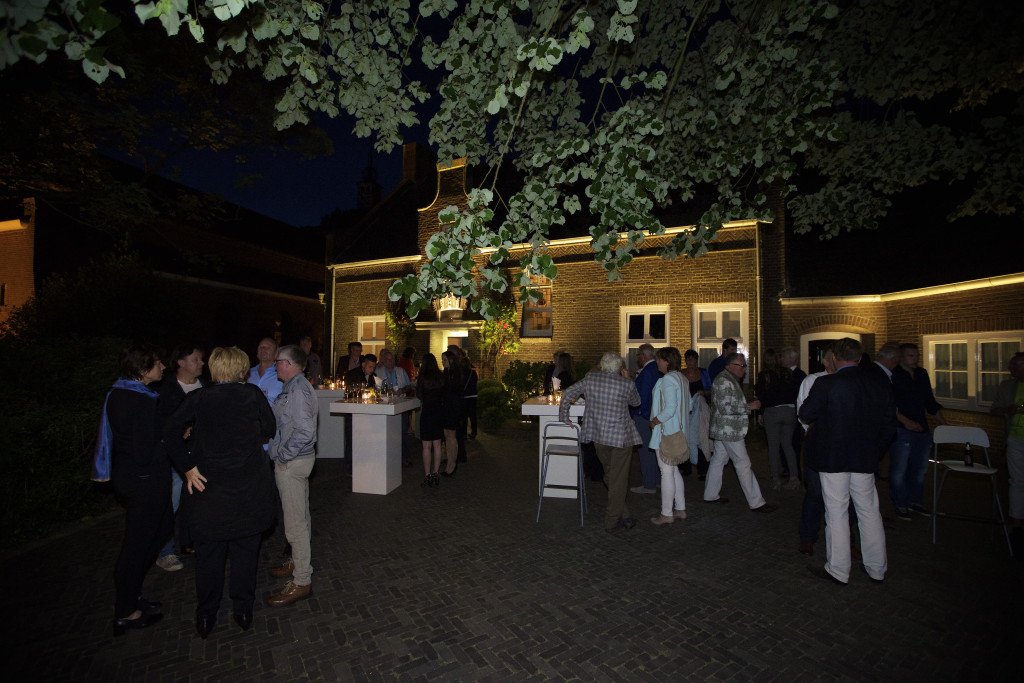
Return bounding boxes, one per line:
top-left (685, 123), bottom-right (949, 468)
top-left (560, 352), bottom-right (642, 533)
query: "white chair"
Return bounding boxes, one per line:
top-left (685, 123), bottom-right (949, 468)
top-left (931, 425), bottom-right (1013, 557)
top-left (536, 422), bottom-right (588, 527)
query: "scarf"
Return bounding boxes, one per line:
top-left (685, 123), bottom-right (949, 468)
top-left (91, 379), bottom-right (159, 482)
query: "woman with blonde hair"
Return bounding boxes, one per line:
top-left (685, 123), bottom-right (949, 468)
top-left (164, 346), bottom-right (277, 639)
top-left (648, 347), bottom-right (689, 525)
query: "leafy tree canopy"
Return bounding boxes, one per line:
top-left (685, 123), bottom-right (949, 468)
top-left (3, 0), bottom-right (1022, 318)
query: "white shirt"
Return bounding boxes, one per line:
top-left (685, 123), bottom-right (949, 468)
top-left (178, 379), bottom-right (202, 394)
top-left (797, 370), bottom-right (828, 431)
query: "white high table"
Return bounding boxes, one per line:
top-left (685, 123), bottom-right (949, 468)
top-left (329, 397), bottom-right (421, 495)
top-left (521, 397), bottom-right (586, 499)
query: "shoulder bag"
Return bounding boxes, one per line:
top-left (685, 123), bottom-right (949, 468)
top-left (657, 372), bottom-right (689, 466)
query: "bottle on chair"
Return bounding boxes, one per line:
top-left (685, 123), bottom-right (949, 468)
top-left (963, 442), bottom-right (973, 467)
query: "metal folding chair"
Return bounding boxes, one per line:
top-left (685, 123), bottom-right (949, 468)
top-left (536, 422), bottom-right (588, 527)
top-left (931, 425), bottom-right (1013, 557)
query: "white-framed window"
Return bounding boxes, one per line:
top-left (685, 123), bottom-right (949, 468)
top-left (358, 315), bottom-right (387, 358)
top-left (520, 275), bottom-right (553, 337)
top-left (621, 305), bottom-right (669, 373)
top-left (924, 331), bottom-right (1023, 410)
top-left (692, 302), bottom-right (749, 369)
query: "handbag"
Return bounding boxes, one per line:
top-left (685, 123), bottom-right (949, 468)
top-left (657, 373), bottom-right (689, 466)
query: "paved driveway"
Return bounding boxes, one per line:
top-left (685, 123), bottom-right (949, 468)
top-left (3, 420), bottom-right (1020, 680)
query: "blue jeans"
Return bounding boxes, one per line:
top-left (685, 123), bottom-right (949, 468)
top-left (800, 466), bottom-right (861, 543)
top-left (633, 414), bottom-right (660, 489)
top-left (889, 427), bottom-right (932, 509)
top-left (159, 469), bottom-right (183, 558)
top-left (799, 465), bottom-right (824, 542)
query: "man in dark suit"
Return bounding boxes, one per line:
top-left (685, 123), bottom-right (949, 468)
top-left (800, 337), bottom-right (897, 585)
top-left (345, 354), bottom-right (378, 389)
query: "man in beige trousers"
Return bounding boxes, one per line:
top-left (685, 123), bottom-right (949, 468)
top-left (267, 344), bottom-right (318, 607)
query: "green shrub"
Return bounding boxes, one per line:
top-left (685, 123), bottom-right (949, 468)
top-left (502, 360), bottom-right (549, 404)
top-left (0, 335), bottom-right (127, 549)
top-left (477, 378), bottom-right (513, 434)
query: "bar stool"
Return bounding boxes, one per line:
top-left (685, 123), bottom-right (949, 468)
top-left (536, 422), bottom-right (588, 527)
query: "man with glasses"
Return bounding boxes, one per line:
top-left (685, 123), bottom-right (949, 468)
top-left (266, 345), bottom-right (318, 607)
top-left (703, 352), bottom-right (776, 513)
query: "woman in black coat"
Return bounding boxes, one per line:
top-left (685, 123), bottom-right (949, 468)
top-left (103, 345), bottom-right (170, 636)
top-left (164, 346), bottom-right (277, 639)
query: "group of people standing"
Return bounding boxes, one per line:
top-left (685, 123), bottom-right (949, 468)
top-left (558, 335), bottom-right (1021, 586)
top-left (95, 336), bottom-right (319, 639)
top-left (335, 340), bottom-right (479, 486)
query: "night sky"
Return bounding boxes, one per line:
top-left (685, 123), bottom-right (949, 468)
top-left (167, 118), bottom-right (407, 228)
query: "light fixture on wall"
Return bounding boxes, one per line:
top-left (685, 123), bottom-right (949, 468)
top-left (432, 293), bottom-right (466, 322)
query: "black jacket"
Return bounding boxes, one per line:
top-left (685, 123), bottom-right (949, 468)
top-left (163, 382), bottom-right (277, 541)
top-left (108, 388), bottom-right (169, 486)
top-left (800, 365), bottom-right (897, 473)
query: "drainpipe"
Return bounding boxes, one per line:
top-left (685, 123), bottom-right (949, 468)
top-left (754, 221), bottom-right (763, 378)
top-left (328, 264), bottom-right (337, 377)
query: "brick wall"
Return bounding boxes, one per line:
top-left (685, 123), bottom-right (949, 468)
top-left (417, 160), bottom-right (468, 255)
top-left (0, 198), bottom-right (36, 325)
top-left (509, 237), bottom-right (760, 370)
top-left (780, 280), bottom-right (1024, 451)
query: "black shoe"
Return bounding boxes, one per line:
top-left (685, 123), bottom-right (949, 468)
top-left (196, 613), bottom-right (217, 639)
top-left (233, 610), bottom-right (253, 631)
top-left (181, 544), bottom-right (195, 555)
top-left (752, 503), bottom-right (778, 514)
top-left (807, 565), bottom-right (847, 586)
top-left (422, 475), bottom-right (432, 488)
top-left (431, 473), bottom-right (441, 487)
top-left (113, 612), bottom-right (163, 637)
top-left (620, 516), bottom-right (637, 530)
top-left (703, 497), bottom-right (730, 504)
top-left (442, 462), bottom-right (458, 477)
top-left (137, 596), bottom-right (162, 613)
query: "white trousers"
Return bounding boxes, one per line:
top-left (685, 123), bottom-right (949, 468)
top-left (820, 471), bottom-right (887, 583)
top-left (657, 458), bottom-right (686, 516)
top-left (704, 439), bottom-right (766, 509)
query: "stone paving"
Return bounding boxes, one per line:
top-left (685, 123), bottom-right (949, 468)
top-left (2, 419), bottom-right (1021, 681)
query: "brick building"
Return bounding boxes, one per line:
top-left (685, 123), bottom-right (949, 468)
top-left (0, 182), bottom-right (326, 352)
top-left (781, 275), bottom-right (1024, 450)
top-left (330, 157), bottom-right (775, 378)
top-left (329, 157), bottom-right (1024, 448)
top-left (0, 198), bottom-right (35, 326)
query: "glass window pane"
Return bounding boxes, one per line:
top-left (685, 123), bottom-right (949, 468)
top-left (361, 321), bottom-right (373, 339)
top-left (698, 312), bottom-right (717, 339)
top-left (625, 347), bottom-right (640, 374)
top-left (980, 342), bottom-right (999, 371)
top-left (1002, 341), bottom-right (1021, 363)
top-left (699, 347), bottom-right (718, 368)
top-left (951, 343), bottom-right (968, 371)
top-left (522, 311), bottom-right (552, 335)
top-left (648, 314), bottom-right (666, 340)
top-left (935, 343), bottom-right (950, 369)
top-left (722, 311), bottom-right (742, 338)
top-left (951, 371), bottom-right (968, 399)
top-left (627, 314), bottom-right (645, 340)
top-left (980, 373), bottom-right (1002, 402)
top-left (375, 321), bottom-right (386, 339)
top-left (934, 371), bottom-right (950, 398)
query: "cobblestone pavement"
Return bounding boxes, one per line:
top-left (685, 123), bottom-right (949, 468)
top-left (3, 420), bottom-right (1021, 681)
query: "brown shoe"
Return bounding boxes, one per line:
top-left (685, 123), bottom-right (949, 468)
top-left (266, 580), bottom-right (312, 607)
top-left (268, 560), bottom-right (294, 579)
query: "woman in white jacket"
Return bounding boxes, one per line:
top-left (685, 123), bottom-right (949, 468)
top-left (648, 347), bottom-right (689, 525)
